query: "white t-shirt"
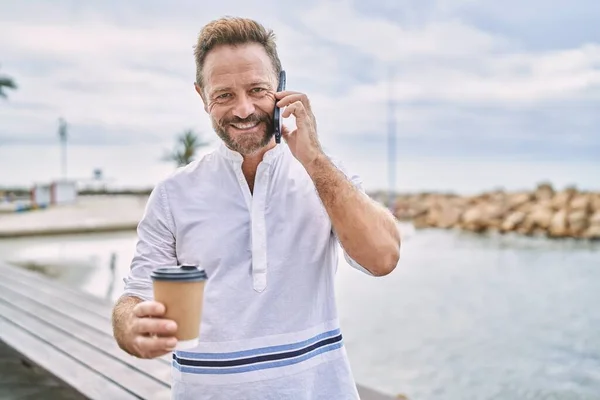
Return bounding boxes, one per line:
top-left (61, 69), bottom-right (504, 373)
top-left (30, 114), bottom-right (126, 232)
top-left (122, 142), bottom-right (373, 399)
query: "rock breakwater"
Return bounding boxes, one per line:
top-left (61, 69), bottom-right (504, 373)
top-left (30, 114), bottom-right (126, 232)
top-left (392, 183), bottom-right (600, 240)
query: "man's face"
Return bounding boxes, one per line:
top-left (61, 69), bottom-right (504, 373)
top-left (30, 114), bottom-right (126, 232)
top-left (198, 43), bottom-right (278, 156)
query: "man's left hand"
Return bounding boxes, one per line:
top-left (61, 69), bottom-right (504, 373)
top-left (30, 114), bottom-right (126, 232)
top-left (275, 91), bottom-right (323, 168)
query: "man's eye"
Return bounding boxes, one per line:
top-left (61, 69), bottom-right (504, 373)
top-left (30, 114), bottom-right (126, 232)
top-left (251, 88), bottom-right (265, 93)
top-left (217, 93), bottom-right (231, 99)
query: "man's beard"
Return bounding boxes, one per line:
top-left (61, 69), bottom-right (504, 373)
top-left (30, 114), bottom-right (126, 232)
top-left (212, 111), bottom-right (274, 155)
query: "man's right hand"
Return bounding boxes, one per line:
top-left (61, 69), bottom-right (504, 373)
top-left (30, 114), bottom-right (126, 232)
top-left (127, 301), bottom-right (178, 359)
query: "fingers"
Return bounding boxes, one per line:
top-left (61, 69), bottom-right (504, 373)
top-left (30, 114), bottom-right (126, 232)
top-left (282, 101), bottom-right (308, 119)
top-left (133, 317), bottom-right (178, 336)
top-left (274, 90), bottom-right (301, 99)
top-left (126, 301), bottom-right (181, 359)
top-left (276, 92), bottom-right (310, 110)
top-left (130, 315), bottom-right (178, 359)
top-left (133, 301), bottom-right (166, 318)
top-left (133, 335), bottom-right (178, 358)
top-left (275, 91), bottom-right (315, 128)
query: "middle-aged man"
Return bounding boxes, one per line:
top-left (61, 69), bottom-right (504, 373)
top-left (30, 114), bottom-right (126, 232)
top-left (112, 16), bottom-right (401, 400)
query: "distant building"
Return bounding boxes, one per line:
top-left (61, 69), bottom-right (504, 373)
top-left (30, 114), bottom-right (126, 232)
top-left (31, 180), bottom-right (78, 207)
top-left (51, 180), bottom-right (77, 204)
top-left (31, 184), bottom-right (52, 208)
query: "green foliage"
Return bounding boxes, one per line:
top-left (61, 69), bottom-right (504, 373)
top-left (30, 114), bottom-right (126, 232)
top-left (164, 129), bottom-right (210, 167)
top-left (0, 65), bottom-right (17, 99)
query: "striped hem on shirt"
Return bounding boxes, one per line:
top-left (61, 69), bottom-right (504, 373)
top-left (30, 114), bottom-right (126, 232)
top-left (172, 328), bottom-right (343, 375)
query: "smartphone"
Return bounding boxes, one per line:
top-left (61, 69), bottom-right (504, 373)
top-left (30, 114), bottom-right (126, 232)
top-left (273, 70), bottom-right (286, 144)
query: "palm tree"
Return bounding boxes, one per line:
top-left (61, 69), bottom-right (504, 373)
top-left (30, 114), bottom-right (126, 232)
top-left (0, 65), bottom-right (17, 99)
top-left (163, 129), bottom-right (210, 167)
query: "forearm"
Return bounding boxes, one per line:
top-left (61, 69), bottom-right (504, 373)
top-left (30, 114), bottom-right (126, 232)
top-left (305, 154), bottom-right (401, 276)
top-left (111, 295), bottom-right (143, 356)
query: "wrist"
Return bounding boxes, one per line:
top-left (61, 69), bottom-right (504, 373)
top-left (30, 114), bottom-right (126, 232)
top-left (115, 311), bottom-right (139, 356)
top-left (303, 151), bottom-right (328, 176)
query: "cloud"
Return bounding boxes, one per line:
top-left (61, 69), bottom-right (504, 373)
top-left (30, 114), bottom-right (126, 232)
top-left (302, 1), bottom-right (504, 62)
top-left (0, 1), bottom-right (330, 144)
top-left (0, 0), bottom-right (598, 170)
top-left (298, 0), bottom-right (600, 104)
top-left (0, 14), bottom-right (200, 142)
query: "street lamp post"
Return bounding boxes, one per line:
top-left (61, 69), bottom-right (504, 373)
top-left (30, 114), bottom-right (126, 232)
top-left (58, 117), bottom-right (68, 180)
top-left (387, 67), bottom-right (397, 211)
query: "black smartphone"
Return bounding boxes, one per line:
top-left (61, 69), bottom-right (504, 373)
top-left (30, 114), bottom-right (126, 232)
top-left (273, 70), bottom-right (286, 144)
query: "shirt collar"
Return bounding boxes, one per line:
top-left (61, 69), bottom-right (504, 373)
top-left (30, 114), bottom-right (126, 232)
top-left (217, 141), bottom-right (285, 165)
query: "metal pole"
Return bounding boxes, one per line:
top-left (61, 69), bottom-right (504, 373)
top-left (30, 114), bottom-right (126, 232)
top-left (387, 67), bottom-right (396, 211)
top-left (58, 117), bottom-right (68, 180)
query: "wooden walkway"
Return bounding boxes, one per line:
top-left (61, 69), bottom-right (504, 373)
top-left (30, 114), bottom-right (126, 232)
top-left (0, 340), bottom-right (86, 399)
top-left (0, 262), bottom-right (394, 399)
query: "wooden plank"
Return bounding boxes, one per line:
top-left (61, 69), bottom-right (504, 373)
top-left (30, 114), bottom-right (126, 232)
top-left (0, 273), bottom-right (125, 335)
top-left (0, 302), bottom-right (171, 400)
top-left (0, 262), bottom-right (113, 319)
top-left (0, 261), bottom-right (115, 307)
top-left (0, 340), bottom-right (87, 400)
top-left (0, 282), bottom-right (171, 385)
top-left (0, 317), bottom-right (139, 400)
top-left (0, 265), bottom-right (174, 365)
top-left (0, 270), bottom-right (173, 366)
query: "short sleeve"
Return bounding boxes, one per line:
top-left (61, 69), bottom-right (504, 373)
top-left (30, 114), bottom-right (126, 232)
top-left (121, 181), bottom-right (178, 301)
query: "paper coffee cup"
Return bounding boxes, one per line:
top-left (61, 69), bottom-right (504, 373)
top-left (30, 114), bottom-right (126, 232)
top-left (150, 265), bottom-right (208, 350)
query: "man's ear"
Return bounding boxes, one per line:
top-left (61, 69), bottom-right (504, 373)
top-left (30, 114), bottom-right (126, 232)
top-left (194, 82), bottom-right (208, 113)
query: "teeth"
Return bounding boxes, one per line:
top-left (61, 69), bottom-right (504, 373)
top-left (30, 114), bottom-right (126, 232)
top-left (232, 122), bottom-right (258, 130)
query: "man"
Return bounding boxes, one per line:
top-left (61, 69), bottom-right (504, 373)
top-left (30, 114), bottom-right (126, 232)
top-left (112, 16), bottom-right (401, 400)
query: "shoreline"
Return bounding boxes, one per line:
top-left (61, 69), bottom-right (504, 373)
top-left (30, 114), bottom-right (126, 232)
top-left (1, 183), bottom-right (599, 240)
top-left (0, 222), bottom-right (137, 239)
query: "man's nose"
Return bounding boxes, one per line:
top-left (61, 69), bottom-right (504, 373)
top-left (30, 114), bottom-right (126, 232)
top-left (232, 94), bottom-right (256, 119)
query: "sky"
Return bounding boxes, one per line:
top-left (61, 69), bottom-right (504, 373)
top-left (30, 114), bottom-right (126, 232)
top-left (0, 0), bottom-right (599, 194)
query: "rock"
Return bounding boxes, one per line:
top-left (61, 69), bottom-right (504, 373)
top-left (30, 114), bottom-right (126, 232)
top-left (427, 203), bottom-right (462, 229)
top-left (516, 225), bottom-right (534, 236)
top-left (523, 205), bottom-right (554, 231)
top-left (394, 204), bottom-right (416, 220)
top-left (462, 203), bottom-right (508, 232)
top-left (413, 206), bottom-right (429, 219)
top-left (538, 199), bottom-right (555, 210)
top-left (570, 194), bottom-right (592, 213)
top-left (516, 201), bottom-right (534, 213)
top-left (551, 190), bottom-right (575, 210)
top-left (462, 206), bottom-right (481, 222)
top-left (386, 186), bottom-right (600, 240)
top-left (590, 211), bottom-right (600, 226)
top-left (583, 224), bottom-right (600, 239)
top-left (548, 209), bottom-right (569, 238)
top-left (568, 210), bottom-right (589, 235)
top-left (501, 211), bottom-right (527, 232)
top-left (461, 206), bottom-right (487, 232)
top-left (534, 182), bottom-right (555, 201)
top-left (508, 193), bottom-right (532, 210)
top-left (394, 196), bottom-right (429, 220)
top-left (591, 195), bottom-right (600, 213)
top-left (484, 204), bottom-right (506, 220)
